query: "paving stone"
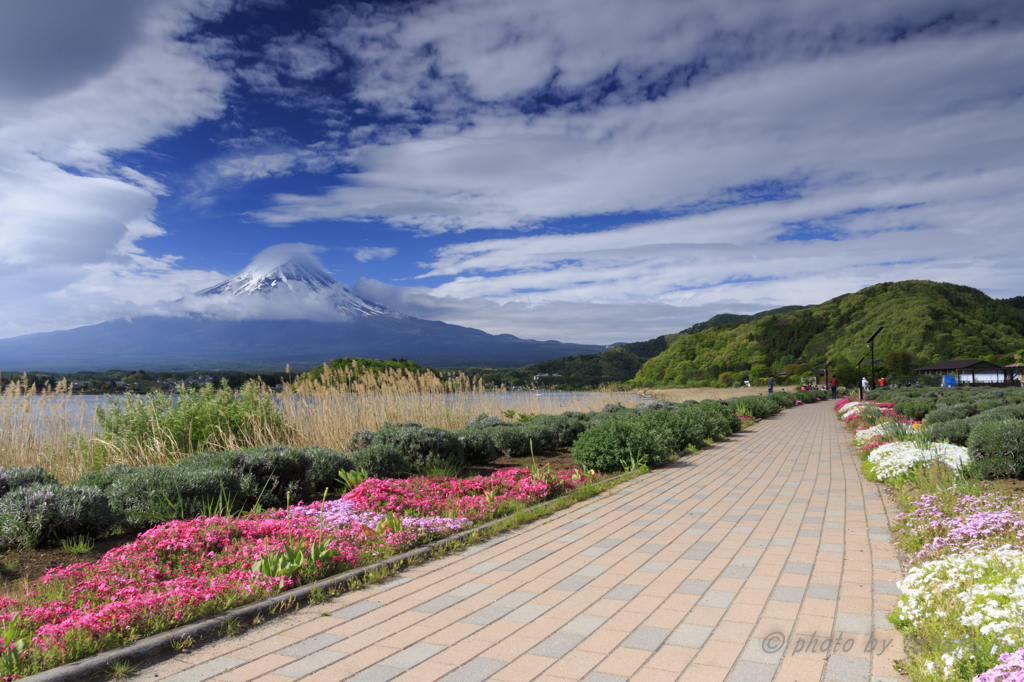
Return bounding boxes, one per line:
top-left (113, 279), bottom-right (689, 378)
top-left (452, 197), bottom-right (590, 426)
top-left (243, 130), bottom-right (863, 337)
top-left (331, 601), bottom-right (384, 620)
top-left (560, 614), bottom-right (608, 636)
top-left (771, 586), bottom-right (805, 602)
top-left (825, 654), bottom-right (872, 681)
top-left (413, 583), bottom-right (489, 613)
top-left (739, 639), bottom-right (785, 665)
top-left (681, 541), bottom-right (718, 560)
top-left (621, 626), bottom-right (671, 651)
top-left (461, 604), bottom-right (513, 625)
top-left (638, 543), bottom-right (666, 554)
top-left (276, 651), bottom-right (349, 678)
top-left (821, 543), bottom-right (845, 552)
top-left (503, 603), bottom-right (553, 623)
top-left (639, 561), bottom-right (670, 573)
top-left (770, 537), bottom-right (795, 547)
top-left (162, 657), bottom-right (248, 682)
top-left (873, 558), bottom-right (901, 571)
top-left (667, 623), bottom-right (713, 648)
top-left (697, 590), bottom-right (736, 608)
top-left (874, 580), bottom-right (901, 595)
top-left (633, 530), bottom-right (659, 539)
top-left (553, 574), bottom-right (595, 590)
top-left (806, 583), bottom-right (839, 600)
top-left (835, 612), bottom-right (872, 635)
top-left (530, 632), bottom-right (585, 657)
top-left (277, 633), bottom-right (345, 657)
top-left (595, 538), bottom-right (623, 548)
top-left (500, 550), bottom-right (554, 571)
top-left (605, 583), bottom-right (645, 601)
top-left (581, 673), bottom-right (629, 682)
top-left (784, 562), bottom-right (814, 575)
top-left (465, 561), bottom-right (504, 574)
top-left (727, 660), bottom-right (777, 682)
top-left (381, 643), bottom-right (447, 670)
top-left (437, 657), bottom-right (506, 682)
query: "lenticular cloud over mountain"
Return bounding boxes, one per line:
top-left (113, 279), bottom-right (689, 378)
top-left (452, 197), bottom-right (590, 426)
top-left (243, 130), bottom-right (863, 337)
top-left (169, 243), bottom-right (399, 322)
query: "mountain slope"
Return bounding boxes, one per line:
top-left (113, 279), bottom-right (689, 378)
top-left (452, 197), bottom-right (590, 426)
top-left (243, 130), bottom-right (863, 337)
top-left (633, 280), bottom-right (1024, 387)
top-left (494, 304), bottom-right (812, 388)
top-left (0, 315), bottom-right (607, 372)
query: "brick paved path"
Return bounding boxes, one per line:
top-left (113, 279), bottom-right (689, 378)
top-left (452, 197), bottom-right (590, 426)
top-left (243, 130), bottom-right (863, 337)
top-left (143, 401), bottom-right (906, 682)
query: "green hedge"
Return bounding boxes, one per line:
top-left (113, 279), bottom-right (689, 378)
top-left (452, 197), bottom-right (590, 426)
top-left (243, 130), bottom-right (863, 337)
top-left (570, 411), bottom-right (674, 472)
top-left (967, 420), bottom-right (1024, 478)
top-left (0, 484), bottom-right (116, 549)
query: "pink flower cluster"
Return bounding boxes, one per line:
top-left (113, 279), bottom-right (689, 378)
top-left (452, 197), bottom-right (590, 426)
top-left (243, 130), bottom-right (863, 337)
top-left (894, 493), bottom-right (1024, 564)
top-left (0, 504), bottom-right (466, 673)
top-left (344, 468), bottom-right (597, 522)
top-left (975, 647), bottom-right (1024, 682)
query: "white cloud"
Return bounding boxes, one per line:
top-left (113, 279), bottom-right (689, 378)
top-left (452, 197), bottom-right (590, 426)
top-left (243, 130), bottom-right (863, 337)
top-left (256, 25), bottom-right (1024, 234)
top-left (351, 247), bottom-right (398, 263)
top-left (0, 0), bottom-right (236, 339)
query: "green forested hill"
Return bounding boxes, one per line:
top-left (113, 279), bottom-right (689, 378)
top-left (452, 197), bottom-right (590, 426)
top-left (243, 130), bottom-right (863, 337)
top-left (492, 304), bottom-right (814, 388)
top-left (494, 334), bottom-right (680, 388)
top-left (633, 281), bottom-right (1024, 387)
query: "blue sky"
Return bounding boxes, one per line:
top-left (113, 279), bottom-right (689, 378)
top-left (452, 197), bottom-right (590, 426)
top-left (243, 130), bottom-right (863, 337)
top-left (1, 0), bottom-right (1022, 345)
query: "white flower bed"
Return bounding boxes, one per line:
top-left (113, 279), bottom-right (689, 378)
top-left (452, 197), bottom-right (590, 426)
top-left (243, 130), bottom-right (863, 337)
top-left (894, 547), bottom-right (1024, 678)
top-left (854, 423), bottom-right (888, 445)
top-left (839, 401), bottom-right (868, 418)
top-left (867, 441), bottom-right (970, 480)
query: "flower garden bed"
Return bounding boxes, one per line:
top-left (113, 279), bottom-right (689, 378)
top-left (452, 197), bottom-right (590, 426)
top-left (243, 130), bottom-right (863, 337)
top-left (838, 391), bottom-right (1024, 682)
top-left (0, 468), bottom-right (597, 680)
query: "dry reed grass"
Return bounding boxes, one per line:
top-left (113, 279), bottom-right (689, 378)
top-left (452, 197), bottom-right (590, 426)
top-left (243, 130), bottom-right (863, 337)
top-left (1, 364), bottom-right (643, 480)
top-left (280, 362), bottom-right (643, 451)
top-left (0, 376), bottom-right (97, 481)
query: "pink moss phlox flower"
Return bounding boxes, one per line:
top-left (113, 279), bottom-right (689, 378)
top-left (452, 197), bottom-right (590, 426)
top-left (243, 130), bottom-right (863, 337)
top-left (975, 646), bottom-right (1024, 682)
top-left (288, 499), bottom-right (471, 534)
top-left (344, 468), bottom-right (596, 522)
top-left (0, 503), bottom-right (467, 657)
top-left (895, 493), bottom-right (1024, 564)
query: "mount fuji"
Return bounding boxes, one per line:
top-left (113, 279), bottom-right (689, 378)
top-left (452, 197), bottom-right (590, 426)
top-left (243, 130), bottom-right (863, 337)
top-left (0, 246), bottom-right (606, 372)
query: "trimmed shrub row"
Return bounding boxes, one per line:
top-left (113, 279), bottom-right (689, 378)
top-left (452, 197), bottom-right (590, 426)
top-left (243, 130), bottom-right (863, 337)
top-left (0, 446), bottom-right (355, 548)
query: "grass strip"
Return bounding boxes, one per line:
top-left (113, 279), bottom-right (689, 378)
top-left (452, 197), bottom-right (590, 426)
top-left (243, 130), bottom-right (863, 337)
top-left (20, 468), bottom-right (645, 682)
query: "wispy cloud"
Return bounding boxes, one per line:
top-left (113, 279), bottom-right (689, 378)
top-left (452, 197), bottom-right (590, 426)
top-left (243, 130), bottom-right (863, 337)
top-left (351, 247), bottom-right (397, 263)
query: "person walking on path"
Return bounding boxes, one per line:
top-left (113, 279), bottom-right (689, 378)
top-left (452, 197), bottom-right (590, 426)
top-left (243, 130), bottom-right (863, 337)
top-left (767, 374), bottom-right (774, 394)
top-left (860, 376), bottom-right (869, 400)
top-left (830, 374), bottom-right (838, 400)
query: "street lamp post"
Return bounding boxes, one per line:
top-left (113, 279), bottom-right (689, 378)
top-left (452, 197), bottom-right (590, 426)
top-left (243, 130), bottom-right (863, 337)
top-left (866, 327), bottom-right (883, 390)
top-left (856, 356), bottom-right (866, 400)
top-left (823, 360), bottom-right (833, 399)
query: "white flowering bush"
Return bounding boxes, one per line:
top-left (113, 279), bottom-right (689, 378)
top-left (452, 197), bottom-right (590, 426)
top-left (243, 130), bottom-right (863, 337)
top-left (854, 423), bottom-right (889, 445)
top-left (868, 441), bottom-right (971, 481)
top-left (892, 547), bottom-right (1024, 680)
top-left (839, 401), bottom-right (868, 418)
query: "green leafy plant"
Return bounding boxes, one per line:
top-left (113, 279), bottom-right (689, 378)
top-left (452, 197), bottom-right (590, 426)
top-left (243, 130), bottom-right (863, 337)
top-left (618, 451), bottom-right (649, 473)
top-left (336, 468), bottom-right (369, 494)
top-left (0, 618), bottom-right (26, 678)
top-left (58, 534), bottom-right (94, 554)
top-left (376, 511), bottom-right (403, 535)
top-left (251, 543), bottom-right (305, 585)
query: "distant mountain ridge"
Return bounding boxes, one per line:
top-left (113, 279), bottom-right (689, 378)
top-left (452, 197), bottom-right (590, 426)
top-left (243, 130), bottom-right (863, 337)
top-left (0, 249), bottom-right (605, 372)
top-left (633, 280), bottom-right (1024, 387)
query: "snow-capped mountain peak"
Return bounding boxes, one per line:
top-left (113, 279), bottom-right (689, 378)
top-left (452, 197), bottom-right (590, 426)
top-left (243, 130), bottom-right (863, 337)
top-left (196, 244), bottom-right (402, 319)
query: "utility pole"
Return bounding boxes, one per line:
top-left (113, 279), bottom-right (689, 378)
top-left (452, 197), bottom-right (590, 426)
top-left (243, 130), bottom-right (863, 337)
top-left (866, 327), bottom-right (883, 390)
top-left (856, 356), bottom-right (866, 400)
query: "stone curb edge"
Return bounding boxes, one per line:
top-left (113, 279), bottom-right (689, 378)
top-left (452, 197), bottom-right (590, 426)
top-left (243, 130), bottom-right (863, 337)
top-left (21, 469), bottom-right (643, 682)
